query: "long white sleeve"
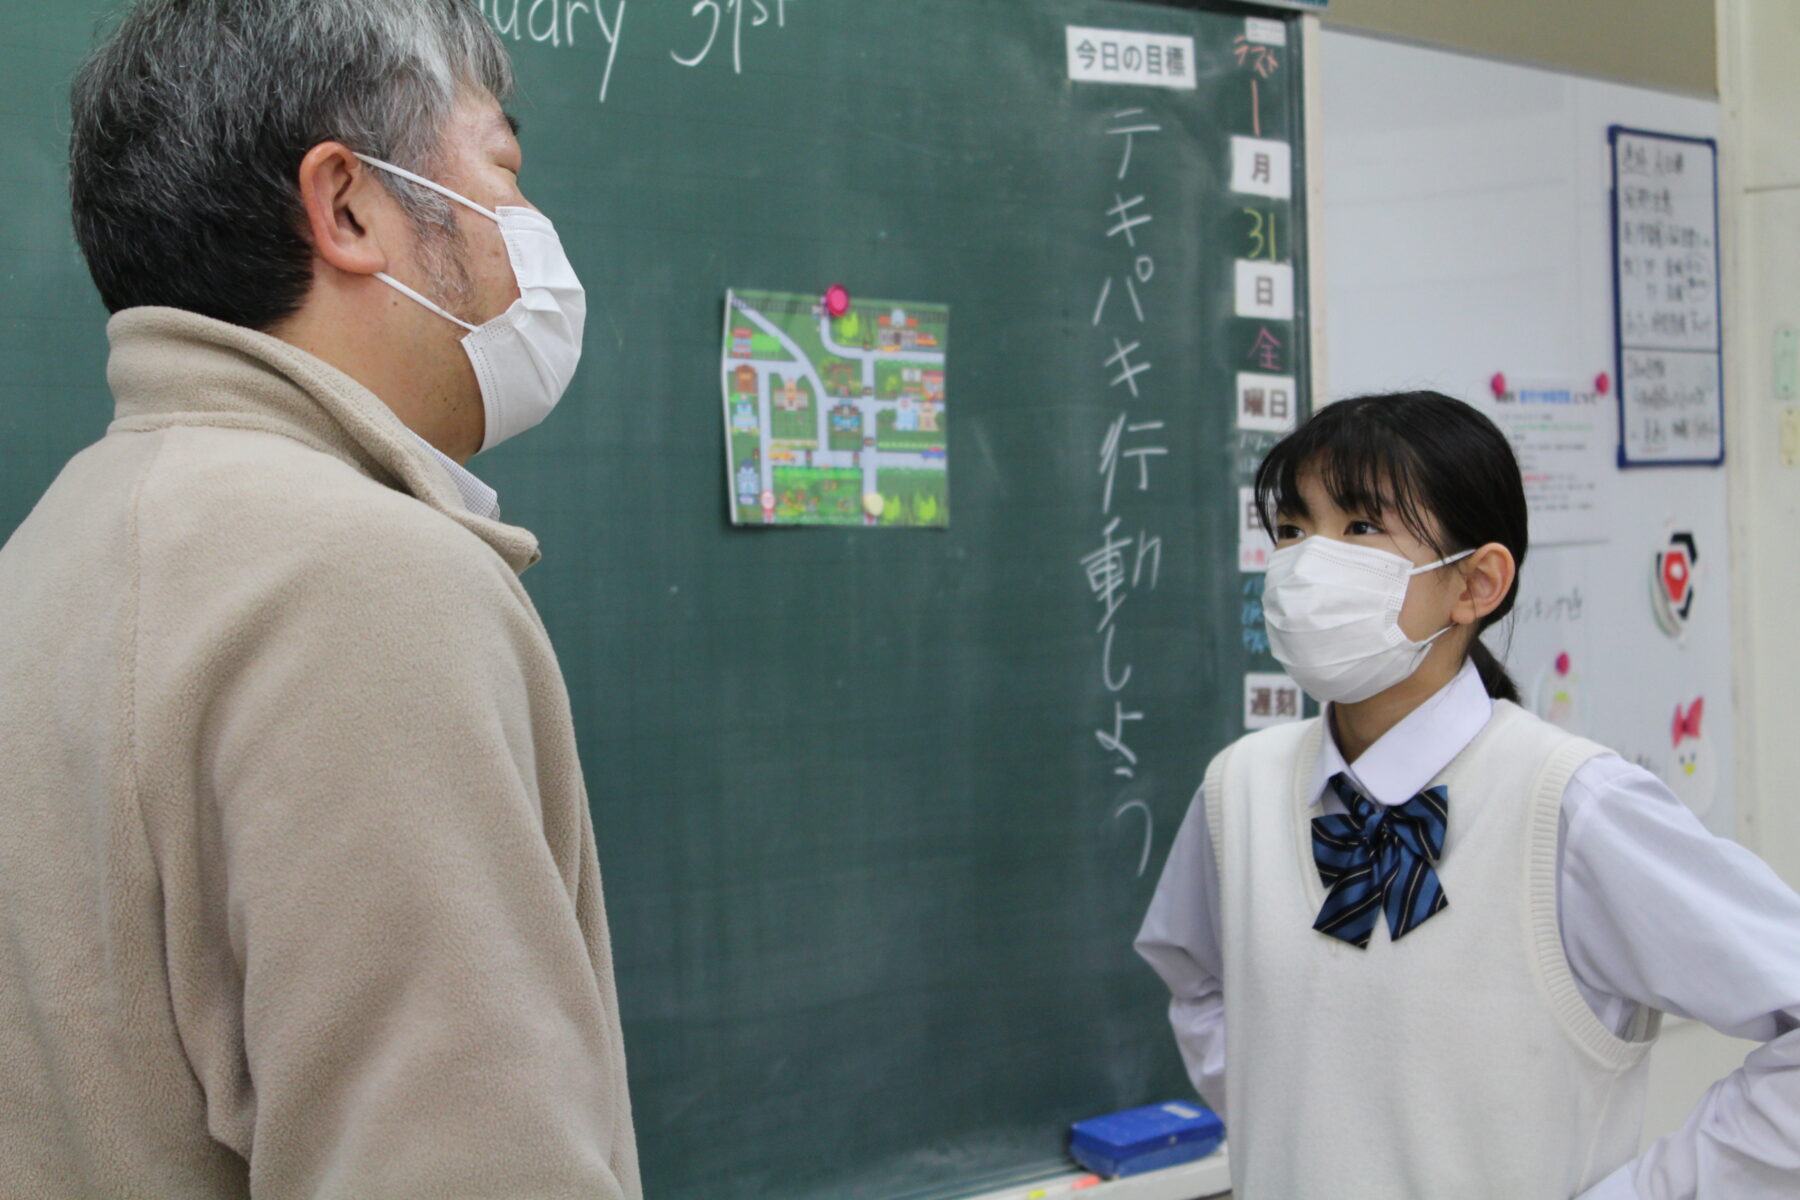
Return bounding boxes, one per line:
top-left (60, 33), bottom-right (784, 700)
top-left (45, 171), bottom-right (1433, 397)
top-left (1134, 784), bottom-right (1229, 1119)
top-left (1561, 756), bottom-right (1800, 1199)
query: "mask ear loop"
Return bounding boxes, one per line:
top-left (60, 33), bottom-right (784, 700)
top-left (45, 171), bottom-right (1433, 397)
top-left (1407, 547), bottom-right (1477, 577)
top-left (370, 271), bottom-right (479, 333)
top-left (351, 153), bottom-right (495, 334)
top-left (1408, 547), bottom-right (1483, 647)
top-left (352, 152), bottom-right (499, 223)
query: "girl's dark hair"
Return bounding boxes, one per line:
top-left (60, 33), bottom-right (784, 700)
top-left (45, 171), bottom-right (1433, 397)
top-left (1253, 391), bottom-right (1529, 703)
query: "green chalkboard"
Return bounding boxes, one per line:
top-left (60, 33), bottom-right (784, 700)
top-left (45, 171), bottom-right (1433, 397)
top-left (0, 2), bottom-right (1308, 1197)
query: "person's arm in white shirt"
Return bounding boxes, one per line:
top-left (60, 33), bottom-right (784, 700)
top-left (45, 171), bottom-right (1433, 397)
top-left (1134, 782), bottom-right (1229, 1119)
top-left (1561, 756), bottom-right (1800, 1200)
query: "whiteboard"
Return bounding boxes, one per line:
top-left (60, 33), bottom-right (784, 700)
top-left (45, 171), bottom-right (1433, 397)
top-left (1318, 31), bottom-right (1734, 835)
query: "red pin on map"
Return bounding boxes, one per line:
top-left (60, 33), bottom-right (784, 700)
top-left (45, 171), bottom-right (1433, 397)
top-left (824, 284), bottom-right (851, 319)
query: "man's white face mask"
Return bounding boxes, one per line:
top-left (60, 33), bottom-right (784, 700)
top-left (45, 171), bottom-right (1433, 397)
top-left (354, 152), bottom-right (586, 453)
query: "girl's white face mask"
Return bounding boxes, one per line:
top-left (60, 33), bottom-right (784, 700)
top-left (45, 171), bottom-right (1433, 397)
top-left (1262, 536), bottom-right (1473, 705)
top-left (354, 153), bottom-right (586, 453)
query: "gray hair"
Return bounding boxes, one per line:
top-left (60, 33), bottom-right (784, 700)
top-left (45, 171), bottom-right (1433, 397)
top-left (70, 0), bottom-right (513, 329)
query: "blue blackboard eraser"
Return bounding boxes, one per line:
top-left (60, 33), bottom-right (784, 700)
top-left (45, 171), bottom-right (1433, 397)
top-left (1068, 1100), bottom-right (1225, 1179)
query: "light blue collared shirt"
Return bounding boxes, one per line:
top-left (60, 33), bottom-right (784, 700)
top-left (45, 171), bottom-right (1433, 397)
top-left (408, 432), bottom-right (500, 521)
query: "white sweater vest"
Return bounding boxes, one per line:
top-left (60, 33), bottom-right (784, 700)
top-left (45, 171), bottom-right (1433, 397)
top-left (1208, 702), bottom-right (1659, 1199)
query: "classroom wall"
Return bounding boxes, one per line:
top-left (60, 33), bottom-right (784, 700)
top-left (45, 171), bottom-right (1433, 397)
top-left (1324, 0), bottom-right (1717, 97)
top-left (1633, 0), bottom-right (1800, 1147)
top-left (1722, 0), bottom-right (1800, 890)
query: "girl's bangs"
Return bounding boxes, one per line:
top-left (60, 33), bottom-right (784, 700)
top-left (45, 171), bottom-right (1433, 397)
top-left (1254, 417), bottom-right (1440, 550)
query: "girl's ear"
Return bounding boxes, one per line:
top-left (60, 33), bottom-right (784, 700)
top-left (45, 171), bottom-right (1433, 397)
top-left (1454, 542), bottom-right (1517, 625)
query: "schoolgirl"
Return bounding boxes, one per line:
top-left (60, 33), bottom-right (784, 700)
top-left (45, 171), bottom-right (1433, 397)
top-left (1137, 392), bottom-right (1800, 1198)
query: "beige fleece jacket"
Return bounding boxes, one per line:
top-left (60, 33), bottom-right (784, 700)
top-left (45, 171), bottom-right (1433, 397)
top-left (0, 308), bottom-right (641, 1199)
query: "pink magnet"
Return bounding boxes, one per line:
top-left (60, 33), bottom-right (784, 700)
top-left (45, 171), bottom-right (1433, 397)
top-left (1490, 372), bottom-right (1507, 398)
top-left (1595, 372), bottom-right (1611, 396)
top-left (824, 284), bottom-right (850, 319)
top-left (1555, 652), bottom-right (1571, 676)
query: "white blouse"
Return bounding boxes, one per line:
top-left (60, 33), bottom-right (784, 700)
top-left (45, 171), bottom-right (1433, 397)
top-left (1135, 660), bottom-right (1800, 1198)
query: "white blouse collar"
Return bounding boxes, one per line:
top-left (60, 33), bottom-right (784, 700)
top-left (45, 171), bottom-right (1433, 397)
top-left (1307, 657), bottom-right (1494, 808)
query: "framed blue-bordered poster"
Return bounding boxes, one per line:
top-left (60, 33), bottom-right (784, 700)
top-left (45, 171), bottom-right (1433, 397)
top-left (1610, 126), bottom-right (1725, 467)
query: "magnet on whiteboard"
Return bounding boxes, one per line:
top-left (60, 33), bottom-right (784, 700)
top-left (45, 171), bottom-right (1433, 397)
top-left (1777, 328), bottom-right (1799, 400)
top-left (824, 284), bottom-right (851, 318)
top-left (1596, 372), bottom-right (1611, 396)
top-left (1533, 651), bottom-right (1582, 734)
top-left (1490, 373), bottom-right (1507, 398)
top-left (1666, 696), bottom-right (1717, 818)
top-left (1650, 529), bottom-right (1698, 640)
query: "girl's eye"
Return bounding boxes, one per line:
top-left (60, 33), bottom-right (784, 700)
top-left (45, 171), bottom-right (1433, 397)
top-left (1275, 524), bottom-right (1305, 541)
top-left (1346, 520), bottom-right (1383, 536)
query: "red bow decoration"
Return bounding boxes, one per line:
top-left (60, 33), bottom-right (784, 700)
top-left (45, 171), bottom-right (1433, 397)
top-left (1672, 699), bottom-right (1705, 747)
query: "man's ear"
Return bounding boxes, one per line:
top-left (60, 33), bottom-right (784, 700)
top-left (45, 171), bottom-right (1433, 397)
top-left (295, 142), bottom-right (394, 277)
top-left (1454, 542), bottom-right (1517, 625)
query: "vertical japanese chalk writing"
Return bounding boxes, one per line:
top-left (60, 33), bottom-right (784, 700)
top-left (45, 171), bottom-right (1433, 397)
top-left (1232, 32), bottom-right (1279, 136)
top-left (1079, 97), bottom-right (1173, 875)
top-left (1241, 577), bottom-right (1270, 656)
top-left (1099, 416), bottom-right (1167, 513)
top-left (1112, 800), bottom-right (1155, 877)
top-left (1248, 326), bottom-right (1284, 372)
top-left (1107, 109), bottom-right (1162, 181)
top-left (1243, 208), bottom-right (1279, 261)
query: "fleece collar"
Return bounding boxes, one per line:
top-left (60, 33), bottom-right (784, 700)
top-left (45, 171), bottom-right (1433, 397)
top-left (105, 306), bottom-right (539, 574)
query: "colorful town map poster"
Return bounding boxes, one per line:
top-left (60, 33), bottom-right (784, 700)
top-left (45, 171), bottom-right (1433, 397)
top-left (721, 288), bottom-right (950, 528)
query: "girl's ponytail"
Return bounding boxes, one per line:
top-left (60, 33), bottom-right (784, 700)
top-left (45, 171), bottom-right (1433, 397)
top-left (1468, 638), bottom-right (1520, 705)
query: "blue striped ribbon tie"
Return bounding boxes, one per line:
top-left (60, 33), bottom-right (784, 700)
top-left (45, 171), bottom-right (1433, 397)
top-left (1311, 773), bottom-right (1449, 948)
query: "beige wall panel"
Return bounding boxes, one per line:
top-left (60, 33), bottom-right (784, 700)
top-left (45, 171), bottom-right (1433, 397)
top-left (1725, 183), bottom-right (1800, 887)
top-left (1325, 0), bottom-right (1717, 96)
top-left (1734, 0), bottom-right (1800, 187)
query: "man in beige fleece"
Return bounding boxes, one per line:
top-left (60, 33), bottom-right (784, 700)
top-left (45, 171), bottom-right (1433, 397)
top-left (0, 2), bottom-right (640, 1197)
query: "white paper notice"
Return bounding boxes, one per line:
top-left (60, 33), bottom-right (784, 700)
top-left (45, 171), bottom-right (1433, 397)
top-left (1243, 672), bottom-right (1303, 729)
top-left (1231, 137), bottom-right (1292, 199)
top-left (1612, 130), bottom-right (1724, 465)
top-left (1235, 261), bottom-right (1294, 321)
top-left (1491, 382), bottom-right (1610, 546)
top-left (1066, 26), bottom-right (1197, 90)
top-left (1236, 372), bottom-right (1298, 434)
top-left (1239, 485), bottom-right (1274, 572)
top-left (1244, 18), bottom-right (1288, 47)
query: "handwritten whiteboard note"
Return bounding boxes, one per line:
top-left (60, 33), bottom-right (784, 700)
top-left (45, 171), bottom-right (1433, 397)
top-left (1611, 128), bottom-right (1724, 466)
